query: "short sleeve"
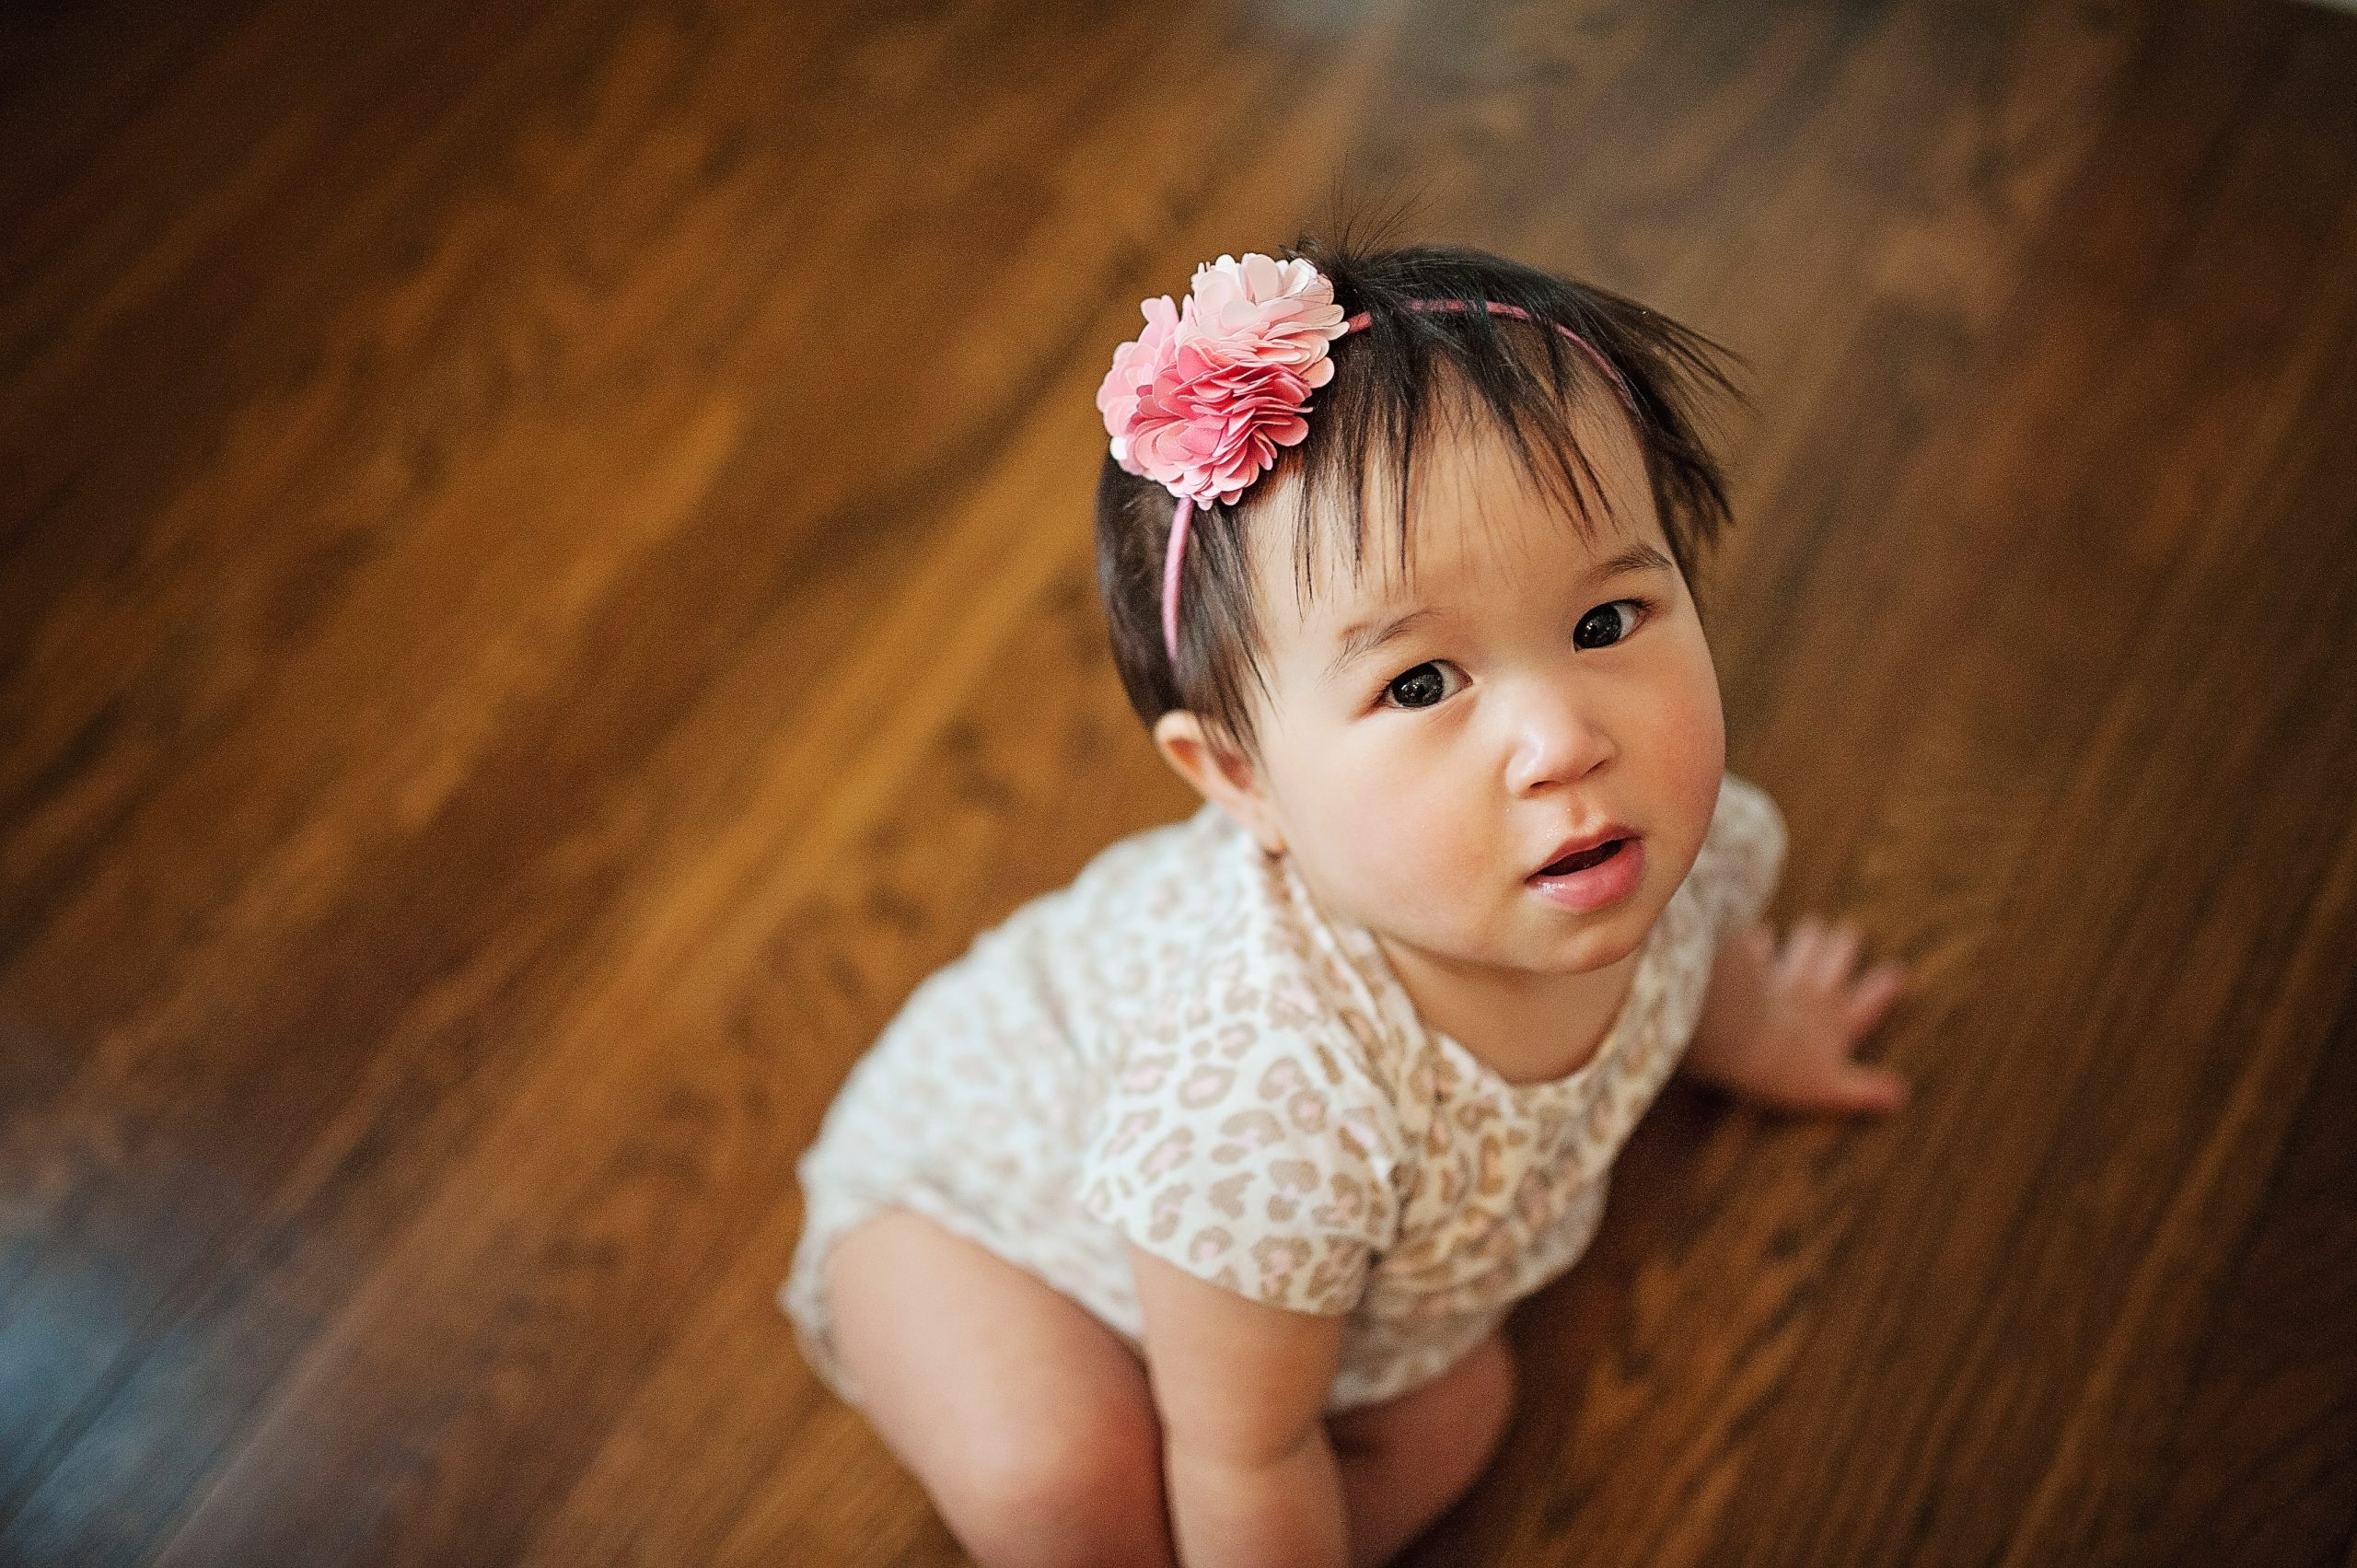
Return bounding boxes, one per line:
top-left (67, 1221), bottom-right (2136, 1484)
top-left (1690, 772), bottom-right (1789, 937)
top-left (1077, 1019), bottom-right (1404, 1316)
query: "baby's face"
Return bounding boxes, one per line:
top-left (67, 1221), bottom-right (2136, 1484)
top-left (1235, 400), bottom-right (1727, 985)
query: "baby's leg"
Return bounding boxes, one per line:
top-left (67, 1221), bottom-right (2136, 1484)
top-left (1324, 1330), bottom-right (1517, 1568)
top-left (822, 1205), bottom-right (1176, 1568)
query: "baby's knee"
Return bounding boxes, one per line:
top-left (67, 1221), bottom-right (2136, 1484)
top-left (943, 1401), bottom-right (1172, 1568)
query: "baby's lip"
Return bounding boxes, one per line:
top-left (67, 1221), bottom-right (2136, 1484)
top-left (1529, 825), bottom-right (1639, 878)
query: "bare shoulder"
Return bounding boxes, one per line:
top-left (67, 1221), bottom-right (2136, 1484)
top-left (1126, 1241), bottom-right (1345, 1462)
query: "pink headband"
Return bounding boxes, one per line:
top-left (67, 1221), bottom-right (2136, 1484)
top-left (1094, 253), bottom-right (1634, 668)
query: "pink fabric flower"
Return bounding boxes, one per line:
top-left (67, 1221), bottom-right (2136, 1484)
top-left (1096, 294), bottom-right (1181, 470)
top-left (1096, 253), bottom-right (1350, 506)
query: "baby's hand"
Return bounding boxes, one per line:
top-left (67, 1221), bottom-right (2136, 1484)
top-left (1681, 916), bottom-right (1911, 1117)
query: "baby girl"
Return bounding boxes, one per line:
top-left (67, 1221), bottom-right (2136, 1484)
top-left (781, 238), bottom-right (1911, 1567)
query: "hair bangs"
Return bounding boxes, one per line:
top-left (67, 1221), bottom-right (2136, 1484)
top-left (1266, 319), bottom-right (1633, 622)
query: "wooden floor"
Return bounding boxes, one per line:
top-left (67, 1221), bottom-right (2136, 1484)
top-left (4, 0), bottom-right (2355, 1562)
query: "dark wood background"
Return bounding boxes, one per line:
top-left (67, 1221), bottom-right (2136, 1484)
top-left (5, 0), bottom-right (2355, 1562)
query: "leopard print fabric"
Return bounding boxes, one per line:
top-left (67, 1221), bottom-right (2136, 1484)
top-left (782, 773), bottom-right (1785, 1413)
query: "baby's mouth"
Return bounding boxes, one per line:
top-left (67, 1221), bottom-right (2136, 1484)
top-left (1533, 838), bottom-right (1627, 878)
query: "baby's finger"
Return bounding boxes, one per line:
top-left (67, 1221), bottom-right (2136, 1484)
top-left (1844, 961), bottom-right (1908, 1031)
top-left (1829, 1062), bottom-right (1910, 1115)
top-left (1779, 915), bottom-right (1825, 979)
top-left (1807, 921), bottom-right (1864, 991)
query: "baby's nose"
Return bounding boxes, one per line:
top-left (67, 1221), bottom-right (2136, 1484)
top-left (1504, 685), bottom-right (1615, 794)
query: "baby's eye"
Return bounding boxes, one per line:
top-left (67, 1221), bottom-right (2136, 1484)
top-left (1572, 598), bottom-right (1650, 650)
top-left (1382, 660), bottom-right (1463, 711)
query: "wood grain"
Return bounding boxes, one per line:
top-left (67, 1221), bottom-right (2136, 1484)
top-left (4, 0), bottom-right (2354, 1562)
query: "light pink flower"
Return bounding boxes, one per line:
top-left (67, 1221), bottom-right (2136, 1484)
top-left (1096, 253), bottom-right (1351, 505)
top-left (1186, 253), bottom-right (1346, 387)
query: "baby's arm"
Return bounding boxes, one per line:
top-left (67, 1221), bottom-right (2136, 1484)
top-left (1679, 916), bottom-right (1912, 1116)
top-left (1129, 1241), bottom-right (1350, 1568)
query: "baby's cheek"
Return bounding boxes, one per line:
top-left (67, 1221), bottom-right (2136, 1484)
top-left (1663, 693), bottom-right (1728, 860)
top-left (1420, 817), bottom-right (1504, 941)
top-left (1341, 780), bottom-right (1467, 907)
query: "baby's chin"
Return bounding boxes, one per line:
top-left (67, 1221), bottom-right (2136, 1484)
top-left (1371, 892), bottom-right (1662, 981)
top-left (1538, 912), bottom-right (1655, 974)
top-left (1509, 903), bottom-right (1657, 976)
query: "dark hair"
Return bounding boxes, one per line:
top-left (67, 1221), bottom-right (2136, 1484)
top-left (1093, 236), bottom-right (1741, 764)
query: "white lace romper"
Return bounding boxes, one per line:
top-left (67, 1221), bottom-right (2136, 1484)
top-left (781, 772), bottom-right (1786, 1413)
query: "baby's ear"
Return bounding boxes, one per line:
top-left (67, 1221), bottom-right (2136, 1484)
top-left (1151, 710), bottom-right (1286, 857)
